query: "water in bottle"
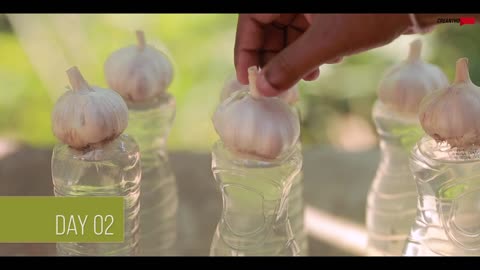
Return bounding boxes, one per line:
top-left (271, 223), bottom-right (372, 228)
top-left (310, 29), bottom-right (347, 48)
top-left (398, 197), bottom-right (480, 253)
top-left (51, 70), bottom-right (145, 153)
top-left (404, 137), bottom-right (480, 256)
top-left (210, 141), bottom-right (302, 256)
top-left (125, 94), bottom-right (178, 256)
top-left (366, 101), bottom-right (423, 255)
top-left (52, 134), bottom-right (141, 256)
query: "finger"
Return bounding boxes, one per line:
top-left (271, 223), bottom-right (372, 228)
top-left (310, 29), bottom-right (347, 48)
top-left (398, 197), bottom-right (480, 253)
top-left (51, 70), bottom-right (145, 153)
top-left (263, 25), bottom-right (287, 52)
top-left (260, 50), bottom-right (279, 67)
top-left (262, 27), bottom-right (304, 67)
top-left (260, 52), bottom-right (322, 84)
top-left (286, 27), bottom-right (303, 45)
top-left (256, 27), bottom-right (327, 96)
top-left (271, 13), bottom-right (297, 28)
top-left (304, 14), bottom-right (314, 24)
top-left (234, 14), bottom-right (279, 84)
top-left (303, 68), bottom-right (320, 81)
top-left (263, 52), bottom-right (320, 81)
top-left (326, 57), bottom-right (343, 64)
top-left (286, 14), bottom-right (310, 46)
top-left (289, 14), bottom-right (310, 32)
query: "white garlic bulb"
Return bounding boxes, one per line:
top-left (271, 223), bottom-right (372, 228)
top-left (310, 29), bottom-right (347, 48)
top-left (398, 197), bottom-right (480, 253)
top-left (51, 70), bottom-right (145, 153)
top-left (104, 30), bottom-right (173, 103)
top-left (213, 66), bottom-right (300, 160)
top-left (220, 76), bottom-right (248, 102)
top-left (52, 66), bottom-right (129, 149)
top-left (220, 75), bottom-right (299, 105)
top-left (378, 39), bottom-right (449, 116)
top-left (279, 84), bottom-right (300, 105)
top-left (420, 58), bottom-right (480, 148)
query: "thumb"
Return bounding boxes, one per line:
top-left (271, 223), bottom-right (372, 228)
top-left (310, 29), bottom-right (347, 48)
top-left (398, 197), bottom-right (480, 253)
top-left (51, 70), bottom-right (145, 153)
top-left (256, 27), bottom-right (330, 97)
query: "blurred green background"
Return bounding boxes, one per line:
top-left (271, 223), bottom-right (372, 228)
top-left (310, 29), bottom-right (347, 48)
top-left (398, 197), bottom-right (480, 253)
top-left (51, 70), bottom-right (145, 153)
top-left (0, 14), bottom-right (478, 152)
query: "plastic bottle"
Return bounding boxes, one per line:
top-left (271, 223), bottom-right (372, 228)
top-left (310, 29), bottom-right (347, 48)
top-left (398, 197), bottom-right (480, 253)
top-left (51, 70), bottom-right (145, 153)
top-left (51, 134), bottom-right (141, 256)
top-left (209, 141), bottom-right (302, 256)
top-left (125, 94), bottom-right (178, 256)
top-left (288, 169), bottom-right (308, 255)
top-left (366, 39), bottom-right (448, 255)
top-left (366, 100), bottom-right (423, 255)
top-left (287, 104), bottom-right (308, 255)
top-left (403, 137), bottom-right (480, 256)
top-left (220, 76), bottom-right (308, 255)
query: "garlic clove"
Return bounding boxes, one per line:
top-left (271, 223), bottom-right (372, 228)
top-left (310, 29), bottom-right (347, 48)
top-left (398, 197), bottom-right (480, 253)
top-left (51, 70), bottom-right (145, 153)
top-left (104, 30), bottom-right (173, 103)
top-left (213, 67), bottom-right (300, 160)
top-left (52, 66), bottom-right (129, 150)
top-left (377, 39), bottom-right (449, 116)
top-left (419, 58), bottom-right (480, 147)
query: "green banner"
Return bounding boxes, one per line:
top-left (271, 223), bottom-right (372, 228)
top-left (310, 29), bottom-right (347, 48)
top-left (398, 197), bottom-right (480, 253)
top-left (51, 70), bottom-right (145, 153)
top-left (0, 196), bottom-right (124, 243)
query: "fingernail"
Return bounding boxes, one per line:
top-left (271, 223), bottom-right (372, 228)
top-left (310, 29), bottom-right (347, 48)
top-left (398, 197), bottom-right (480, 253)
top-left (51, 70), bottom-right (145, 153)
top-left (257, 71), bottom-right (280, 97)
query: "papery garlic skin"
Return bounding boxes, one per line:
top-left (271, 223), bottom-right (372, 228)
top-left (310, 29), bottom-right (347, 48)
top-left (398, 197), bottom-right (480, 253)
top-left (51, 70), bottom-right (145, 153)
top-left (220, 76), bottom-right (248, 102)
top-left (213, 92), bottom-right (300, 160)
top-left (279, 85), bottom-right (300, 105)
top-left (378, 39), bottom-right (448, 116)
top-left (104, 30), bottom-right (173, 103)
top-left (220, 75), bottom-right (299, 105)
top-left (52, 67), bottom-right (128, 149)
top-left (419, 58), bottom-right (480, 148)
top-left (213, 67), bottom-right (300, 160)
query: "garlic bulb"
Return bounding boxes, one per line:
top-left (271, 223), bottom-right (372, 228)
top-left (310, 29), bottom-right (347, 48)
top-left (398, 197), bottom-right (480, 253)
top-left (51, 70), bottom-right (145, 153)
top-left (378, 39), bottom-right (449, 116)
top-left (104, 30), bottom-right (173, 103)
top-left (419, 58), bottom-right (480, 147)
top-left (278, 84), bottom-right (300, 105)
top-left (220, 75), bottom-right (299, 105)
top-left (213, 66), bottom-right (300, 160)
top-left (52, 66), bottom-right (129, 149)
top-left (220, 76), bottom-right (248, 102)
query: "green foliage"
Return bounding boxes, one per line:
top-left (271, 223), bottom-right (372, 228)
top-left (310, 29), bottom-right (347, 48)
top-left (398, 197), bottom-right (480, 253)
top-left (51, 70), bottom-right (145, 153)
top-left (430, 24), bottom-right (480, 85)
top-left (299, 51), bottom-right (393, 146)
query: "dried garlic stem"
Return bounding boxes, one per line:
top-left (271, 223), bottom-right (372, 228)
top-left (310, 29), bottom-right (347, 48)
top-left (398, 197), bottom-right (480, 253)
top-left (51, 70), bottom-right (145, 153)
top-left (136, 30), bottom-right (146, 51)
top-left (455, 58), bottom-right (471, 84)
top-left (248, 66), bottom-right (261, 99)
top-left (407, 39), bottom-right (422, 62)
top-left (66, 66), bottom-right (91, 91)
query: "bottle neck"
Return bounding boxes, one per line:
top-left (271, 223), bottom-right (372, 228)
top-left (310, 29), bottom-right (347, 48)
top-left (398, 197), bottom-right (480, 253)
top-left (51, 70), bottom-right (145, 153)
top-left (125, 96), bottom-right (175, 168)
top-left (373, 100), bottom-right (423, 153)
top-left (139, 142), bottom-right (170, 171)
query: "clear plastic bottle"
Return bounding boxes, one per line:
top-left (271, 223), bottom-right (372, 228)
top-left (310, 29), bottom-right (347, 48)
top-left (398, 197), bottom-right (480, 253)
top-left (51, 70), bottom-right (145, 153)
top-left (366, 100), bottom-right (423, 256)
top-left (125, 93), bottom-right (178, 256)
top-left (210, 141), bottom-right (302, 256)
top-left (286, 105), bottom-right (308, 256)
top-left (287, 147), bottom-right (308, 256)
top-left (220, 80), bottom-right (307, 255)
top-left (403, 136), bottom-right (480, 256)
top-left (51, 134), bottom-right (141, 256)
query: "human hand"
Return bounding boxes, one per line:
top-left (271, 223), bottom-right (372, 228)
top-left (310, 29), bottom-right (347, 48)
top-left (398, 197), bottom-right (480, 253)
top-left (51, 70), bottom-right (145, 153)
top-left (234, 14), bottom-right (433, 97)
